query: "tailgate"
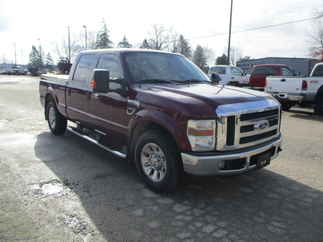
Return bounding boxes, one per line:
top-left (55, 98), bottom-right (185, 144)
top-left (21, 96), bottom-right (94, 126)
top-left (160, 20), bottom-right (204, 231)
top-left (266, 76), bottom-right (303, 93)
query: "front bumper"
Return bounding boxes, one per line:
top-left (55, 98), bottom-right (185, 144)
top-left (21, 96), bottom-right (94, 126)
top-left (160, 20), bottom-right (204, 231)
top-left (181, 137), bottom-right (282, 175)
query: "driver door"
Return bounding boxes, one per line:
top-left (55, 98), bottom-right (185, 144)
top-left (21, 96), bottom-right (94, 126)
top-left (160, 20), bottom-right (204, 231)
top-left (88, 54), bottom-right (129, 145)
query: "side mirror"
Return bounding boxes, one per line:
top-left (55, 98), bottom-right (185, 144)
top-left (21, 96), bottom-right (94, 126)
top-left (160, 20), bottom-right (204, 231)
top-left (92, 69), bottom-right (109, 93)
top-left (211, 73), bottom-right (221, 84)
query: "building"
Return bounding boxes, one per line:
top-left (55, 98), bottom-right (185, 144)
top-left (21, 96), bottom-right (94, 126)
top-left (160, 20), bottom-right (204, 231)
top-left (237, 57), bottom-right (319, 76)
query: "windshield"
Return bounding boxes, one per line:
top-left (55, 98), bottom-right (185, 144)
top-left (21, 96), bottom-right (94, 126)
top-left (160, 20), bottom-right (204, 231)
top-left (124, 52), bottom-right (210, 83)
top-left (210, 66), bottom-right (226, 74)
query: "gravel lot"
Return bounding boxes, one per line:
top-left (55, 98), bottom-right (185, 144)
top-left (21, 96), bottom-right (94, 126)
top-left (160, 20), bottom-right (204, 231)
top-left (0, 75), bottom-right (323, 242)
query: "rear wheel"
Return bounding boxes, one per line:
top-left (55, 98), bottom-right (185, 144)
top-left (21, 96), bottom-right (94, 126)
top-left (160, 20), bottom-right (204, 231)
top-left (46, 100), bottom-right (67, 135)
top-left (134, 130), bottom-right (181, 192)
top-left (315, 94), bottom-right (323, 116)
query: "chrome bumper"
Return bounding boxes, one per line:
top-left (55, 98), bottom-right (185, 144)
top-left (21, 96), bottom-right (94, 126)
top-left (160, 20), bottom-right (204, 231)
top-left (181, 137), bottom-right (282, 175)
top-left (269, 92), bottom-right (304, 102)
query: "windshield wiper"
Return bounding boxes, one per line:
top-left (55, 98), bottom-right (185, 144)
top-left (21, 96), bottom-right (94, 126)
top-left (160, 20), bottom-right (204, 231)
top-left (135, 79), bottom-right (176, 84)
top-left (173, 79), bottom-right (208, 84)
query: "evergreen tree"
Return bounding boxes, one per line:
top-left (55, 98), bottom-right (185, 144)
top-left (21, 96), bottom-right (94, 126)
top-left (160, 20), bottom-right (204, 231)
top-left (28, 45), bottom-right (43, 75)
top-left (57, 57), bottom-right (72, 74)
top-left (193, 45), bottom-right (207, 72)
top-left (175, 35), bottom-right (192, 58)
top-left (45, 53), bottom-right (54, 71)
top-left (95, 20), bottom-right (113, 49)
top-left (140, 39), bottom-right (151, 49)
top-left (118, 36), bottom-right (132, 48)
top-left (216, 54), bottom-right (228, 65)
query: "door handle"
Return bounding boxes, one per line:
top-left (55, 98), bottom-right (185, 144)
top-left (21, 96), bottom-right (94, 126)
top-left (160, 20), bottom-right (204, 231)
top-left (281, 79), bottom-right (286, 82)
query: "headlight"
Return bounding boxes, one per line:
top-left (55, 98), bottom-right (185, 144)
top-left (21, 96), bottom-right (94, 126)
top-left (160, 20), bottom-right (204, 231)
top-left (187, 120), bottom-right (216, 151)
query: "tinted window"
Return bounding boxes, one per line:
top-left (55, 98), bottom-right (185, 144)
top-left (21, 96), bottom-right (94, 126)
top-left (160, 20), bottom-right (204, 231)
top-left (231, 67), bottom-right (243, 76)
top-left (97, 55), bottom-right (124, 80)
top-left (210, 66), bottom-right (226, 74)
top-left (281, 67), bottom-right (293, 76)
top-left (253, 66), bottom-right (278, 75)
top-left (125, 52), bottom-right (209, 83)
top-left (312, 65), bottom-right (323, 77)
top-left (73, 54), bottom-right (98, 82)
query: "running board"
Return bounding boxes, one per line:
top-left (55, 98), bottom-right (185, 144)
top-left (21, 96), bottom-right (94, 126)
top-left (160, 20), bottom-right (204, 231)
top-left (67, 127), bottom-right (127, 159)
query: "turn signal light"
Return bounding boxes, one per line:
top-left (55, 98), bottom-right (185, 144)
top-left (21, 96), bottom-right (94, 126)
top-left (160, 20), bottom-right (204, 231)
top-left (90, 80), bottom-right (96, 88)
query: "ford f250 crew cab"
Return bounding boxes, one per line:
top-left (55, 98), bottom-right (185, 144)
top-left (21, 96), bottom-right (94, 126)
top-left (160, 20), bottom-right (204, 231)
top-left (265, 63), bottom-right (323, 113)
top-left (39, 49), bottom-right (282, 192)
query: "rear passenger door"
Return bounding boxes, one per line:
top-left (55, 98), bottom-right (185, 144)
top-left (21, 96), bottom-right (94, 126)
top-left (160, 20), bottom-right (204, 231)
top-left (66, 54), bottom-right (98, 124)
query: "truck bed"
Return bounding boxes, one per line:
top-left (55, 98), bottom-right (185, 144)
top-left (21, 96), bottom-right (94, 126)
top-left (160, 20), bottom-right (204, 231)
top-left (266, 76), bottom-right (303, 94)
top-left (41, 73), bottom-right (69, 82)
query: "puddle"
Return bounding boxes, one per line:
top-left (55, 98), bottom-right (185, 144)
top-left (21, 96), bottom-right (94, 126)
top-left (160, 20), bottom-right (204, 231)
top-left (42, 182), bottom-right (63, 195)
top-left (30, 179), bottom-right (64, 197)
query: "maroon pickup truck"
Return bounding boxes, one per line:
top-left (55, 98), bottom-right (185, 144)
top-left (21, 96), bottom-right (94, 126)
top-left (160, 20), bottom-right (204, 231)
top-left (39, 49), bottom-right (282, 192)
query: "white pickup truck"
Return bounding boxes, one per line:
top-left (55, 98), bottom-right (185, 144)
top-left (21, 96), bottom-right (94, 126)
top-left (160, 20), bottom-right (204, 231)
top-left (208, 65), bottom-right (248, 86)
top-left (265, 63), bottom-right (323, 113)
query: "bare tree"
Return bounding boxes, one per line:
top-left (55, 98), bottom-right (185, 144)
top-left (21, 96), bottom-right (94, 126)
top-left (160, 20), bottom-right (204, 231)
top-left (226, 46), bottom-right (242, 65)
top-left (309, 17), bottom-right (323, 60)
top-left (55, 33), bottom-right (83, 62)
top-left (203, 46), bottom-right (216, 65)
top-left (148, 24), bottom-right (169, 50)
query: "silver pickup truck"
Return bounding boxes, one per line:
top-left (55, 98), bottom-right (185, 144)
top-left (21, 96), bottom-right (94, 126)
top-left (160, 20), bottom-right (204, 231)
top-left (265, 63), bottom-right (323, 113)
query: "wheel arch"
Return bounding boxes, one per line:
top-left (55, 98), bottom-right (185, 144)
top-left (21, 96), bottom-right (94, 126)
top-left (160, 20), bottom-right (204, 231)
top-left (44, 93), bottom-right (56, 120)
top-left (127, 110), bottom-right (189, 161)
top-left (315, 85), bottom-right (323, 102)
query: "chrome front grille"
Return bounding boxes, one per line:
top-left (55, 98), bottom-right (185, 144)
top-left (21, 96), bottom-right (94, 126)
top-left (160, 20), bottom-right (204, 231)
top-left (216, 99), bottom-right (281, 151)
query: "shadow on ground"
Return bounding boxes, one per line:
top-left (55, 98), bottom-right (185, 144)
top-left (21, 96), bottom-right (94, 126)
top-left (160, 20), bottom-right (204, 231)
top-left (287, 108), bottom-right (323, 122)
top-left (34, 131), bottom-right (323, 242)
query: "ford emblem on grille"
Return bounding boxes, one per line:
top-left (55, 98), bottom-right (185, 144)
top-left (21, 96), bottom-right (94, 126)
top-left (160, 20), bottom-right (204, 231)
top-left (254, 120), bottom-right (269, 130)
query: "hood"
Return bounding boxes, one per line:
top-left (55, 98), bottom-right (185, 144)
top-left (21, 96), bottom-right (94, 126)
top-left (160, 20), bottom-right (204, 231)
top-left (134, 83), bottom-right (273, 118)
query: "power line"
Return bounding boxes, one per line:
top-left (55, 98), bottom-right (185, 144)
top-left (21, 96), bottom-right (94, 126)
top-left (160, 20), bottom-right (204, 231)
top-left (190, 14), bottom-right (323, 40)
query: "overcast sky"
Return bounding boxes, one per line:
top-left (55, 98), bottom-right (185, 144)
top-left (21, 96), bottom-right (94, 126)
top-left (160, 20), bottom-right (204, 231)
top-left (0, 0), bottom-right (322, 64)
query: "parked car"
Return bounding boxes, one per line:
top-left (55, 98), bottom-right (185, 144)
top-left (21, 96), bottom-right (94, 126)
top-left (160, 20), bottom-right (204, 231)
top-left (266, 63), bottom-right (323, 113)
top-left (249, 64), bottom-right (295, 90)
top-left (39, 49), bottom-right (282, 192)
top-left (208, 65), bottom-right (248, 86)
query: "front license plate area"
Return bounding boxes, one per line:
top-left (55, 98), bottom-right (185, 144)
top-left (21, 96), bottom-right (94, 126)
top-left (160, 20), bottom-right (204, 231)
top-left (256, 151), bottom-right (271, 168)
top-left (250, 148), bottom-right (274, 168)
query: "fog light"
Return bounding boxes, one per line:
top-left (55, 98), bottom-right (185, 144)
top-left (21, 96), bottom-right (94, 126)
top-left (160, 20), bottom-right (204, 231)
top-left (218, 160), bottom-right (225, 169)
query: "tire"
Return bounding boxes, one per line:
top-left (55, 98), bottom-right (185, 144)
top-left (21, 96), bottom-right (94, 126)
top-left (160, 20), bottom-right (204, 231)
top-left (134, 130), bottom-right (181, 192)
top-left (46, 99), bottom-right (67, 135)
top-left (282, 103), bottom-right (292, 111)
top-left (314, 94), bottom-right (323, 116)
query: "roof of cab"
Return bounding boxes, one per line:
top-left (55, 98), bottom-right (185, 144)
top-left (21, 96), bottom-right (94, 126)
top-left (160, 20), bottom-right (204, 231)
top-left (79, 48), bottom-right (181, 56)
top-left (253, 64), bottom-right (288, 67)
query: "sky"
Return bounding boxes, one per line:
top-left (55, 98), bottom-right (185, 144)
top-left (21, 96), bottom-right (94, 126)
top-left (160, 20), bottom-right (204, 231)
top-left (0, 0), bottom-right (322, 65)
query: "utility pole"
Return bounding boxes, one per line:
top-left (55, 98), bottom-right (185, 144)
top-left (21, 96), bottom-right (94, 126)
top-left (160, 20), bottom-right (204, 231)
top-left (227, 0), bottom-right (233, 65)
top-left (13, 43), bottom-right (17, 66)
top-left (67, 26), bottom-right (71, 64)
top-left (83, 25), bottom-right (88, 49)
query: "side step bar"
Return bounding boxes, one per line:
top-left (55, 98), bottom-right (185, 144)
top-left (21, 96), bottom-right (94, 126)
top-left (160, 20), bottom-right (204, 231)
top-left (67, 127), bottom-right (127, 159)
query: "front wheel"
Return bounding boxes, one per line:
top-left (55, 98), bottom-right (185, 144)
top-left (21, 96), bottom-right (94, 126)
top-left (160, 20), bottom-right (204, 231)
top-left (46, 100), bottom-right (67, 135)
top-left (281, 103), bottom-right (292, 111)
top-left (134, 130), bottom-right (181, 192)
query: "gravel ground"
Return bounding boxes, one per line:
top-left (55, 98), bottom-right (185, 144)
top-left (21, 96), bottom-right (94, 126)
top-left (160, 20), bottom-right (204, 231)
top-left (0, 75), bottom-right (323, 242)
